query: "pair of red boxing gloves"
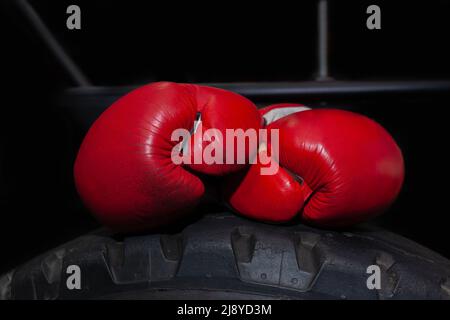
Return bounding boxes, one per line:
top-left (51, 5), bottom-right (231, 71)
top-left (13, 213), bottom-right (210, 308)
top-left (74, 82), bottom-right (404, 232)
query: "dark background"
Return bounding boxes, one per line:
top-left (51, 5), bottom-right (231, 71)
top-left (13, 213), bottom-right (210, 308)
top-left (1, 0), bottom-right (450, 274)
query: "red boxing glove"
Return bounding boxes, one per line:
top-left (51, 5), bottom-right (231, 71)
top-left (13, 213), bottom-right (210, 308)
top-left (224, 104), bottom-right (405, 227)
top-left (74, 82), bottom-right (262, 232)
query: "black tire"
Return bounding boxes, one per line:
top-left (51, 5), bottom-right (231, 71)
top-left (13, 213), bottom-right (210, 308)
top-left (1, 212), bottom-right (450, 300)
